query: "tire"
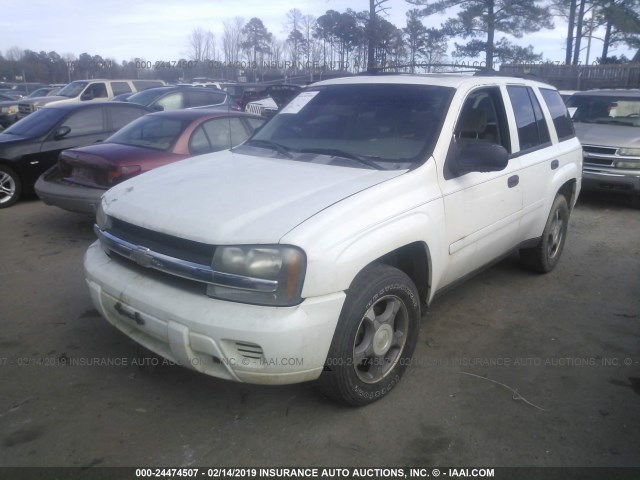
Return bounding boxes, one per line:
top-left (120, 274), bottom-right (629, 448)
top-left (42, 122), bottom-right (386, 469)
top-left (631, 195), bottom-right (640, 210)
top-left (316, 263), bottom-right (421, 406)
top-left (520, 195), bottom-right (569, 273)
top-left (0, 165), bottom-right (21, 209)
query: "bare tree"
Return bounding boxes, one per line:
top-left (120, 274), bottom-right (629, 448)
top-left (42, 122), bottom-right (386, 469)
top-left (302, 15), bottom-right (317, 66)
top-left (223, 17), bottom-right (244, 65)
top-left (5, 46), bottom-right (23, 62)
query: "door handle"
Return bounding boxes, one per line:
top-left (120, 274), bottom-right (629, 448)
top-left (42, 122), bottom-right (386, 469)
top-left (508, 175), bottom-right (519, 188)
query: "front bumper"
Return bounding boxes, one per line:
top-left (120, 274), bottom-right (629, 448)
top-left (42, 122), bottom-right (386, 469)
top-left (35, 168), bottom-right (104, 214)
top-left (84, 242), bottom-right (345, 385)
top-left (582, 167), bottom-right (640, 195)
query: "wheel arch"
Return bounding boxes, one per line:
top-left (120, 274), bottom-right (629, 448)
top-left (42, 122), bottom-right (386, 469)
top-left (557, 178), bottom-right (578, 212)
top-left (359, 241), bottom-right (433, 308)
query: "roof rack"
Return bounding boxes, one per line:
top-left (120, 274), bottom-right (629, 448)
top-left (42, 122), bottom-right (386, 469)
top-left (364, 63), bottom-right (495, 75)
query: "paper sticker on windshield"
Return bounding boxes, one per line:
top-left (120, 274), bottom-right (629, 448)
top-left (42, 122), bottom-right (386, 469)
top-left (280, 91), bottom-right (319, 114)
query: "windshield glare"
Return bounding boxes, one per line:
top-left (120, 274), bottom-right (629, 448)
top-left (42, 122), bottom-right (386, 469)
top-left (106, 115), bottom-right (190, 151)
top-left (57, 81), bottom-right (88, 98)
top-left (567, 95), bottom-right (640, 127)
top-left (4, 108), bottom-right (66, 137)
top-left (245, 83), bottom-right (453, 167)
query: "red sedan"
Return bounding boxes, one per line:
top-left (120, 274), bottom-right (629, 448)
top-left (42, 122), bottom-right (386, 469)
top-left (35, 109), bottom-right (265, 213)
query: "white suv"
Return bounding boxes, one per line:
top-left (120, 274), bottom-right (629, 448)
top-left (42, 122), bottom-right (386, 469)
top-left (17, 79), bottom-right (165, 118)
top-left (85, 74), bottom-right (582, 405)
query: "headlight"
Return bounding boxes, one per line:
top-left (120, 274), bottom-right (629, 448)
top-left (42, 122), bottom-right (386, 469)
top-left (616, 161), bottom-right (640, 170)
top-left (96, 202), bottom-right (112, 230)
top-left (618, 147), bottom-right (640, 157)
top-left (207, 245), bottom-right (306, 306)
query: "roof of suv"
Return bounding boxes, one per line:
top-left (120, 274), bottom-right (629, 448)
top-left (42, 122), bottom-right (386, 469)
top-left (313, 74), bottom-right (554, 90)
top-left (571, 89), bottom-right (640, 97)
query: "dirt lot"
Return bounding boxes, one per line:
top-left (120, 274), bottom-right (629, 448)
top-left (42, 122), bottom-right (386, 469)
top-left (0, 192), bottom-right (639, 472)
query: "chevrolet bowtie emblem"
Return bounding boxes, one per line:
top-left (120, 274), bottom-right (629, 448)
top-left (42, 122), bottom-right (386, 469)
top-left (130, 246), bottom-right (155, 268)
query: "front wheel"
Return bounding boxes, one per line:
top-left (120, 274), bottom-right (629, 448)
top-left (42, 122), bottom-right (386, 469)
top-left (520, 194), bottom-right (569, 273)
top-left (316, 264), bottom-right (420, 406)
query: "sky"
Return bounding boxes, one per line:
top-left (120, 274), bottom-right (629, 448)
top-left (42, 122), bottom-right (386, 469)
top-left (0, 0), bottom-right (634, 67)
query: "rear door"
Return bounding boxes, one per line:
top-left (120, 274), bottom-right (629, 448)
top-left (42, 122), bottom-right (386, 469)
top-left (505, 85), bottom-right (562, 239)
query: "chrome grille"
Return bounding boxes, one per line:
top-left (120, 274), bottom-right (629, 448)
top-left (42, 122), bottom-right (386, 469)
top-left (107, 218), bottom-right (215, 265)
top-left (583, 145), bottom-right (617, 156)
top-left (18, 103), bottom-right (34, 115)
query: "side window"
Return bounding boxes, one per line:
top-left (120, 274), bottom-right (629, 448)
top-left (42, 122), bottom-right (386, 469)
top-left (454, 87), bottom-right (510, 152)
top-left (61, 108), bottom-right (104, 136)
top-left (227, 117), bottom-right (252, 146)
top-left (187, 91), bottom-right (226, 108)
top-left (85, 83), bottom-right (108, 99)
top-left (507, 86), bottom-right (551, 151)
top-left (156, 92), bottom-right (184, 111)
top-left (193, 117), bottom-right (250, 152)
top-left (245, 117), bottom-right (265, 133)
top-left (189, 126), bottom-right (212, 155)
top-left (109, 106), bottom-right (149, 131)
top-left (540, 88), bottom-right (575, 141)
top-left (111, 82), bottom-right (132, 96)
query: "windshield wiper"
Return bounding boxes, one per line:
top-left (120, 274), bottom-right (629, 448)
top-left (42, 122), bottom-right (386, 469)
top-left (295, 147), bottom-right (386, 170)
top-left (243, 139), bottom-right (293, 158)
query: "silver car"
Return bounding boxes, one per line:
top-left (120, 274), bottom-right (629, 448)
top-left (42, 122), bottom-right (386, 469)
top-left (568, 89), bottom-right (640, 208)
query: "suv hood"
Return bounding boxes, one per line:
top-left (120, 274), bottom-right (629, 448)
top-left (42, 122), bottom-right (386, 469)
top-left (574, 122), bottom-right (640, 148)
top-left (20, 96), bottom-right (66, 108)
top-left (102, 151), bottom-right (405, 244)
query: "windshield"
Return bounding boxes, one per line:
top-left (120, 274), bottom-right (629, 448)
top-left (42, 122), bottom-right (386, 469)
top-left (126, 88), bottom-right (166, 106)
top-left (27, 88), bottom-right (50, 98)
top-left (567, 95), bottom-right (640, 127)
top-left (238, 83), bottom-right (453, 169)
top-left (105, 115), bottom-right (190, 151)
top-left (57, 81), bottom-right (88, 98)
top-left (3, 108), bottom-right (66, 137)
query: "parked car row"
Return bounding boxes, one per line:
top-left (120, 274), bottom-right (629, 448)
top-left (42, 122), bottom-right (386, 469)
top-left (0, 78), bottom-right (268, 209)
top-left (0, 102), bottom-right (153, 208)
top-left (17, 79), bottom-right (167, 119)
top-left (36, 109), bottom-right (264, 213)
top-left (0, 85), bottom-right (65, 128)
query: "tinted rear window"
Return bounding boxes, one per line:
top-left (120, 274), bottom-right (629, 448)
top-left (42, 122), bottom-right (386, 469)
top-left (507, 86), bottom-right (551, 151)
top-left (540, 88), bottom-right (575, 141)
top-left (106, 115), bottom-right (190, 151)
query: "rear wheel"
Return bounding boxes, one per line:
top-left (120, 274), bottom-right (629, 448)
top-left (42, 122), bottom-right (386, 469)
top-left (520, 195), bottom-right (569, 273)
top-left (316, 264), bottom-right (420, 406)
top-left (0, 165), bottom-right (21, 208)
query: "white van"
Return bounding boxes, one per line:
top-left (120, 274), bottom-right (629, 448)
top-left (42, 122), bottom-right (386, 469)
top-left (17, 79), bottom-right (165, 118)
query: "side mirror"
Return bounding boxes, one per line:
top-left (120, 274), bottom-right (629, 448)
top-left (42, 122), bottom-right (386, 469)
top-left (152, 104), bottom-right (164, 111)
top-left (452, 140), bottom-right (509, 174)
top-left (54, 126), bottom-right (71, 140)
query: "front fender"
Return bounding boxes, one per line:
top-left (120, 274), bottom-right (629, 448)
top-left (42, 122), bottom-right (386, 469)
top-left (282, 161), bottom-right (448, 301)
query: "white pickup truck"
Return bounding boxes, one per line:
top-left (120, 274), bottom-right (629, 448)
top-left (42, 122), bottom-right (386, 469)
top-left (85, 74), bottom-right (582, 405)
